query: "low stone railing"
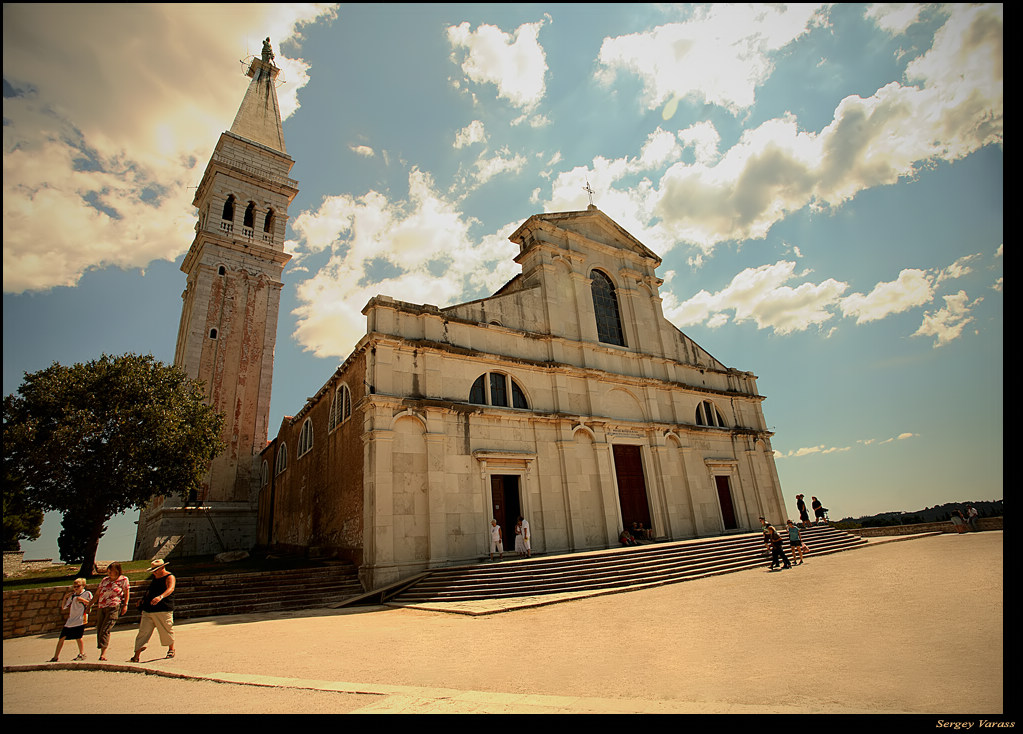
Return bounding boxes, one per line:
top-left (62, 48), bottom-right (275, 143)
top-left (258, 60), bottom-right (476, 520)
top-left (3, 581), bottom-right (147, 640)
top-left (842, 517), bottom-right (1002, 537)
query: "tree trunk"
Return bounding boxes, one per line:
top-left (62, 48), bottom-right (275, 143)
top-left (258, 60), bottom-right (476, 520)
top-left (76, 515), bottom-right (107, 579)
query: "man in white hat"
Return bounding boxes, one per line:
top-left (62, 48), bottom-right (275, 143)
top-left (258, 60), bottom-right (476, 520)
top-left (130, 559), bottom-right (176, 661)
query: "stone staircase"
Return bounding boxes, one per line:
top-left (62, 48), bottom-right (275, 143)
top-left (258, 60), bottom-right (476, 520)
top-left (119, 562), bottom-right (364, 624)
top-left (384, 525), bottom-right (866, 606)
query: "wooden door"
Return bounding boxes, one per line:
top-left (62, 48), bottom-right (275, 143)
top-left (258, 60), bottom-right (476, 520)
top-left (613, 445), bottom-right (651, 530)
top-left (490, 475), bottom-right (520, 546)
top-left (715, 475), bottom-right (738, 530)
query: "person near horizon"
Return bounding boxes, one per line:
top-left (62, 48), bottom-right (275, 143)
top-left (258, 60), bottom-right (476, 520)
top-left (796, 494), bottom-right (811, 528)
top-left (50, 578), bottom-right (93, 662)
top-left (765, 524), bottom-right (791, 570)
top-left (950, 509), bottom-right (967, 534)
top-left (131, 559), bottom-right (176, 661)
top-left (489, 519), bottom-right (504, 561)
top-left (518, 515), bottom-right (531, 557)
top-left (811, 496), bottom-right (827, 524)
top-left (93, 561), bottom-right (130, 661)
top-left (966, 505), bottom-right (979, 532)
top-left (786, 520), bottom-right (805, 565)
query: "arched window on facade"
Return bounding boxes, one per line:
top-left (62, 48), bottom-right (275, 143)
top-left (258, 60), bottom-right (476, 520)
top-left (590, 269), bottom-right (626, 346)
top-left (298, 418), bottom-right (313, 457)
top-left (260, 460), bottom-right (269, 489)
top-left (275, 442), bottom-right (288, 475)
top-left (263, 208), bottom-right (275, 233)
top-left (695, 400), bottom-right (727, 427)
top-left (328, 384), bottom-right (352, 431)
top-left (469, 372), bottom-right (529, 409)
top-left (243, 201), bottom-right (256, 229)
top-left (222, 195), bottom-right (236, 221)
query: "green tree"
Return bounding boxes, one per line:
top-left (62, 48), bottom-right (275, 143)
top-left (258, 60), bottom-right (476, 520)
top-left (2, 460), bottom-right (45, 551)
top-left (3, 353), bottom-right (224, 576)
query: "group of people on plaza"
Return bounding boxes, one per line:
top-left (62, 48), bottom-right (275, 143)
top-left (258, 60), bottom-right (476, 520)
top-left (489, 515), bottom-right (531, 560)
top-left (759, 493), bottom-right (830, 571)
top-left (48, 559), bottom-right (177, 663)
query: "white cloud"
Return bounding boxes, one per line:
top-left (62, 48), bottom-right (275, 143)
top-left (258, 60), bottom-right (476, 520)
top-left (289, 169), bottom-right (520, 358)
top-left (2, 3), bottom-right (339, 293)
top-left (597, 4), bottom-right (828, 116)
top-left (914, 290), bottom-right (982, 347)
top-left (865, 4), bottom-right (927, 35)
top-left (839, 269), bottom-right (934, 324)
top-left (350, 144), bottom-right (376, 157)
top-left (447, 18), bottom-right (550, 112)
top-left (582, 5), bottom-right (1003, 253)
top-left (663, 261), bottom-right (848, 335)
top-left (453, 120), bottom-right (487, 149)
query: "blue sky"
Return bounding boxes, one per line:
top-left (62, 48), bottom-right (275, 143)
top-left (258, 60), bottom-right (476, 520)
top-left (3, 4), bottom-right (1002, 563)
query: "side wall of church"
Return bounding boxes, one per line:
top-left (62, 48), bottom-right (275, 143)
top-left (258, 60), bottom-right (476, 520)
top-left (257, 354), bottom-right (366, 565)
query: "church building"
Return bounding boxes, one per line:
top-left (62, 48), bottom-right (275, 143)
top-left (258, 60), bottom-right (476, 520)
top-left (258, 207), bottom-right (786, 590)
top-left (136, 41), bottom-right (787, 591)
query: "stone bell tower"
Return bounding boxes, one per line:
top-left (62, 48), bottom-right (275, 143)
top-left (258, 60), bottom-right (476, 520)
top-left (135, 39), bottom-right (299, 559)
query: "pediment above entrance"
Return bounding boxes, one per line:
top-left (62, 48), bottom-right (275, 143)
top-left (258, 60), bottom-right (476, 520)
top-left (510, 206), bottom-right (661, 266)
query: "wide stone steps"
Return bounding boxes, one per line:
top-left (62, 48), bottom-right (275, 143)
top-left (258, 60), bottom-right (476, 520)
top-left (120, 563), bottom-right (363, 623)
top-left (388, 526), bottom-right (864, 604)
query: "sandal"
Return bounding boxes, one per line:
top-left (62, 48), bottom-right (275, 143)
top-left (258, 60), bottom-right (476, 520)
top-left (166, 650), bottom-right (175, 659)
top-left (48, 657), bottom-right (58, 662)
top-left (73, 654), bottom-right (86, 661)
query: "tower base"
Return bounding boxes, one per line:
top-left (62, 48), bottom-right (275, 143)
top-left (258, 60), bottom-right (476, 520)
top-left (134, 501), bottom-right (258, 560)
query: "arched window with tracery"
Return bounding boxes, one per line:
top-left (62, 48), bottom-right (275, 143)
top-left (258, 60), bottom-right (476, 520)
top-left (275, 442), bottom-right (288, 475)
top-left (469, 372), bottom-right (528, 409)
top-left (695, 400), bottom-right (727, 427)
top-left (590, 269), bottom-right (626, 346)
top-left (329, 384), bottom-right (352, 431)
top-left (298, 418), bottom-right (314, 457)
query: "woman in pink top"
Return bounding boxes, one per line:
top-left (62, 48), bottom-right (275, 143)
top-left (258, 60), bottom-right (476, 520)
top-left (93, 562), bottom-right (130, 661)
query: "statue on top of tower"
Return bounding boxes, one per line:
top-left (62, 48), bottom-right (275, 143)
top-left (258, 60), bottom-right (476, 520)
top-left (262, 37), bottom-right (275, 65)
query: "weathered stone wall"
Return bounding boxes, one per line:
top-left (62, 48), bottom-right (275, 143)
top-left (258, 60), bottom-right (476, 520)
top-left (3, 581), bottom-right (147, 640)
top-left (844, 517), bottom-right (1002, 536)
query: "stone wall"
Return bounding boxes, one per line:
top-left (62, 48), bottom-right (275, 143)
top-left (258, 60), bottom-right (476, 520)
top-left (842, 517), bottom-right (1002, 536)
top-left (3, 581), bottom-right (146, 640)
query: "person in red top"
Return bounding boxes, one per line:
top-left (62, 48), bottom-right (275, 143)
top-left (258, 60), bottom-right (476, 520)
top-left (94, 562), bottom-right (130, 661)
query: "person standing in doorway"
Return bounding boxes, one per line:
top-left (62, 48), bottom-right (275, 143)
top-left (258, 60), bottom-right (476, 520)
top-left (131, 560), bottom-right (176, 661)
top-left (518, 515), bottom-right (531, 557)
top-left (489, 519), bottom-right (504, 561)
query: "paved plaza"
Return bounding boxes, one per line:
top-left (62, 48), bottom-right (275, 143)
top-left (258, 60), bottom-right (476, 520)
top-left (3, 531), bottom-right (1004, 714)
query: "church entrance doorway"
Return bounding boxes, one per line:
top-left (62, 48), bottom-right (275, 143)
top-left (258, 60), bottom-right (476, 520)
top-left (612, 445), bottom-right (651, 533)
top-left (490, 475), bottom-right (521, 551)
top-left (715, 475), bottom-right (738, 530)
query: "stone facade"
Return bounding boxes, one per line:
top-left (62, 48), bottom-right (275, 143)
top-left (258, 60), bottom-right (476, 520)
top-left (260, 206), bottom-right (786, 590)
top-left (135, 52), bottom-right (298, 559)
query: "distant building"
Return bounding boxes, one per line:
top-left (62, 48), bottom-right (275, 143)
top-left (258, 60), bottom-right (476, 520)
top-left (137, 43), bottom-right (787, 591)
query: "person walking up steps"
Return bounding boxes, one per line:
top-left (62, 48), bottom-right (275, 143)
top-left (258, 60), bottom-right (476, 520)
top-left (765, 525), bottom-right (791, 571)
